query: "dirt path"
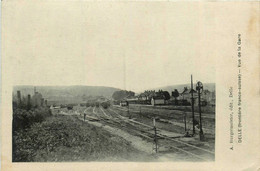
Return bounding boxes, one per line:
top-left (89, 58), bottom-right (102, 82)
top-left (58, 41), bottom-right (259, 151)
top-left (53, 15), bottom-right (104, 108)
top-left (75, 113), bottom-right (153, 153)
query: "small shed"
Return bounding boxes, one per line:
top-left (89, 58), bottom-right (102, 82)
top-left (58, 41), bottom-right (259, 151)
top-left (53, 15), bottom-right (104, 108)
top-left (120, 100), bottom-right (128, 106)
top-left (151, 96), bottom-right (165, 106)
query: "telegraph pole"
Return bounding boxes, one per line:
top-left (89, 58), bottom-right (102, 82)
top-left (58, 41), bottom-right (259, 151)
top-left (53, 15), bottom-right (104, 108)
top-left (196, 81), bottom-right (204, 141)
top-left (191, 75), bottom-right (195, 135)
top-left (184, 112), bottom-right (187, 132)
top-left (184, 112), bottom-right (188, 136)
top-left (128, 102), bottom-right (131, 119)
top-left (153, 118), bottom-right (158, 153)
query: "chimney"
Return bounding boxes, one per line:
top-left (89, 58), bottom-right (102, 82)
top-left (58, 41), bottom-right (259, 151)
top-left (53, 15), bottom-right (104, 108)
top-left (17, 91), bottom-right (21, 106)
top-left (41, 98), bottom-right (44, 106)
top-left (27, 94), bottom-right (31, 110)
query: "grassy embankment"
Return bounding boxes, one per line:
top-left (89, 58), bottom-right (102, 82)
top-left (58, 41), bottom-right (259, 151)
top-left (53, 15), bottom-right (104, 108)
top-left (13, 108), bottom-right (152, 162)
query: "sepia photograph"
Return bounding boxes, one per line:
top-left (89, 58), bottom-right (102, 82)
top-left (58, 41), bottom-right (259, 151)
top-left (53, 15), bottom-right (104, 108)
top-left (12, 82), bottom-right (215, 162)
top-left (9, 2), bottom-right (216, 162)
top-left (1, 1), bottom-right (259, 170)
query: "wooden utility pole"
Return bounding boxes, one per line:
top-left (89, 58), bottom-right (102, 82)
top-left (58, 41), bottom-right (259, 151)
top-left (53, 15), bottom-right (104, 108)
top-left (84, 113), bottom-right (86, 121)
top-left (184, 112), bottom-right (187, 132)
top-left (153, 118), bottom-right (158, 153)
top-left (184, 111), bottom-right (190, 137)
top-left (196, 81), bottom-right (204, 141)
top-left (128, 102), bottom-right (131, 119)
top-left (191, 75), bottom-right (195, 135)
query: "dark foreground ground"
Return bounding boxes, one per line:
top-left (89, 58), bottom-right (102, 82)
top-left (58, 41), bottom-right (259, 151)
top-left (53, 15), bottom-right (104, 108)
top-left (13, 114), bottom-right (154, 162)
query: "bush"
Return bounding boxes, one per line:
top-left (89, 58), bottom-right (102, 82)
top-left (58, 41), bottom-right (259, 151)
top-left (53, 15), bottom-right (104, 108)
top-left (13, 108), bottom-right (52, 132)
top-left (13, 115), bottom-right (147, 162)
top-left (100, 102), bottom-right (110, 109)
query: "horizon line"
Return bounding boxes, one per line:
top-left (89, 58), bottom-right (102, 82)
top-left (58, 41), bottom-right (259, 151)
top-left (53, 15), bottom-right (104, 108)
top-left (13, 82), bottom-right (216, 92)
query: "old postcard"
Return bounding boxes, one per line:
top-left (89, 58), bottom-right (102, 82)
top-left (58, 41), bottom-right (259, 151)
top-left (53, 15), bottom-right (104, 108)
top-left (1, 1), bottom-right (259, 171)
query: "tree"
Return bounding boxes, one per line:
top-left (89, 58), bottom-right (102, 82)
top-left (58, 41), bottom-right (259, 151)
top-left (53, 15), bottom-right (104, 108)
top-left (162, 91), bottom-right (170, 100)
top-left (172, 89), bottom-right (179, 105)
top-left (112, 90), bottom-right (135, 101)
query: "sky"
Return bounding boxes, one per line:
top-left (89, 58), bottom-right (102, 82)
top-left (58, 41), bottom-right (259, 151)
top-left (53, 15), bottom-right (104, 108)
top-left (4, 2), bottom-right (216, 92)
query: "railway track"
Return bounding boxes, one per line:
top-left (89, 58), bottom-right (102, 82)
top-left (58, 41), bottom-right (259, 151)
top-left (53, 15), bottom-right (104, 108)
top-left (111, 105), bottom-right (215, 135)
top-left (113, 105), bottom-right (215, 120)
top-left (108, 108), bottom-right (214, 159)
top-left (79, 106), bottom-right (214, 161)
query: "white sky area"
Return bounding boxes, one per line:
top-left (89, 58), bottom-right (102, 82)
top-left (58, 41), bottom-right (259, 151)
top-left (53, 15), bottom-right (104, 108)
top-left (5, 2), bottom-right (216, 92)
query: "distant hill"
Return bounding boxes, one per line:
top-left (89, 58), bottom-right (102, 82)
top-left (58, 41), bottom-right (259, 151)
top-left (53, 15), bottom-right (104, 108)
top-left (13, 85), bottom-right (121, 104)
top-left (13, 83), bottom-right (215, 104)
top-left (152, 83), bottom-right (215, 94)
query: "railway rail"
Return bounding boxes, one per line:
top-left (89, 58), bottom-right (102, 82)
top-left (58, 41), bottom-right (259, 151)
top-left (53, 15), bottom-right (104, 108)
top-left (113, 105), bottom-right (215, 120)
top-left (108, 108), bottom-right (214, 156)
top-left (75, 106), bottom-right (214, 161)
top-left (111, 105), bottom-right (215, 134)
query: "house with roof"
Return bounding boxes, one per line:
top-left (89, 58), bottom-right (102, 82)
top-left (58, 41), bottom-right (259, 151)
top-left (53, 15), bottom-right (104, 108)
top-left (120, 100), bottom-right (128, 106)
top-left (151, 94), bottom-right (165, 106)
top-left (138, 93), bottom-right (148, 101)
top-left (179, 87), bottom-right (196, 104)
top-left (126, 96), bottom-right (139, 104)
top-left (178, 87), bottom-right (215, 106)
top-left (201, 90), bottom-right (215, 106)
